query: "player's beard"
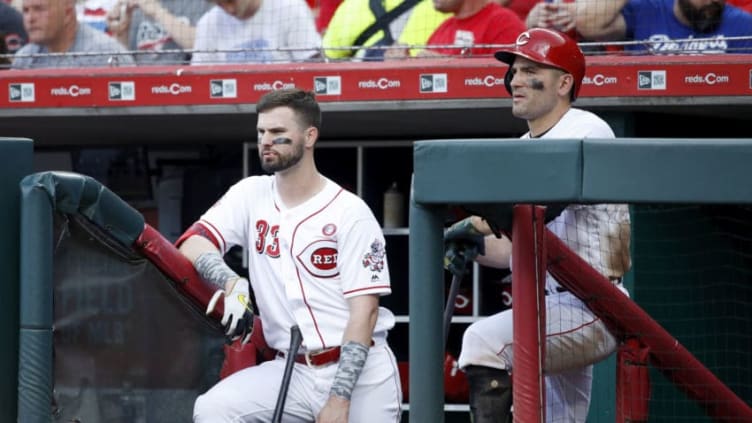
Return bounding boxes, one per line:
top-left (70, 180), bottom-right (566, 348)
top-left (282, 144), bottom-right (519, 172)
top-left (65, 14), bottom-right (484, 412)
top-left (678, 0), bottom-right (724, 33)
top-left (260, 141), bottom-right (305, 173)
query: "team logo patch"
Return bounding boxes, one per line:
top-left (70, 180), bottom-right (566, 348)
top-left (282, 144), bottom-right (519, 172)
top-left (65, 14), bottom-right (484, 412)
top-left (297, 239), bottom-right (339, 278)
top-left (322, 223), bottom-right (337, 236)
top-left (362, 239), bottom-right (386, 276)
top-left (515, 31), bottom-right (531, 46)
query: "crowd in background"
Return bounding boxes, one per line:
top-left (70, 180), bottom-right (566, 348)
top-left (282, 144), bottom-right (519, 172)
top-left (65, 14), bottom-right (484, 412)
top-left (1, 0), bottom-right (752, 69)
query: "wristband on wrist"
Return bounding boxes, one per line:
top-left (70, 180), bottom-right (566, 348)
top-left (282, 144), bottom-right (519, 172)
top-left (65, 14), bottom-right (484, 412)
top-left (329, 341), bottom-right (369, 400)
top-left (194, 251), bottom-right (241, 289)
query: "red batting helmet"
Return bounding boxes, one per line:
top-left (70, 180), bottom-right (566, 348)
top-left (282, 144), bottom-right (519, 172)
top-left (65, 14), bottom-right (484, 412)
top-left (494, 28), bottom-right (585, 101)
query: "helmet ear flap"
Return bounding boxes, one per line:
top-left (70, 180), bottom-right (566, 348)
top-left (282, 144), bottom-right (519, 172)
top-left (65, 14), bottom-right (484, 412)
top-left (503, 67), bottom-right (513, 96)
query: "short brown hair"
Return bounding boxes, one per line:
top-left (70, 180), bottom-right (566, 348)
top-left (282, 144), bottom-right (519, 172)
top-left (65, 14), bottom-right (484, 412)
top-left (256, 88), bottom-right (321, 131)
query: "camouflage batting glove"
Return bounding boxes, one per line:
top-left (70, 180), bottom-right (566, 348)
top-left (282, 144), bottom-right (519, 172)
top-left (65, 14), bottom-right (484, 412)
top-left (443, 218), bottom-right (486, 277)
top-left (444, 217), bottom-right (486, 256)
top-left (444, 241), bottom-right (481, 277)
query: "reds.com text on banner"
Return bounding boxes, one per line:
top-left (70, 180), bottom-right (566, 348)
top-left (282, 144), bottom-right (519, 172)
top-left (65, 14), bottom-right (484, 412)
top-left (2, 56), bottom-right (751, 109)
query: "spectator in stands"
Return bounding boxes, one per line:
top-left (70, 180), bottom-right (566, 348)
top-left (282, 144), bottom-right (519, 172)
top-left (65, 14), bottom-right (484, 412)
top-left (191, 0), bottom-right (321, 65)
top-left (418, 0), bottom-right (526, 57)
top-left (574, 0), bottom-right (752, 54)
top-left (106, 0), bottom-right (212, 64)
top-left (1, 0), bottom-right (27, 55)
top-left (5, 0), bottom-right (21, 11)
top-left (728, 0), bottom-right (752, 13)
top-left (315, 0), bottom-right (342, 34)
top-left (526, 0), bottom-right (616, 54)
top-left (525, 1), bottom-right (577, 34)
top-left (324, 0), bottom-right (450, 61)
top-left (77, 0), bottom-right (117, 32)
top-left (0, 33), bottom-right (9, 66)
top-left (497, 0), bottom-right (537, 21)
top-left (12, 0), bottom-right (134, 69)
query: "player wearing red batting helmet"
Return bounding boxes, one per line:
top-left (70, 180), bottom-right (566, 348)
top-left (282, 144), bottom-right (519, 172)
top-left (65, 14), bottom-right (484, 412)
top-left (494, 27), bottom-right (585, 101)
top-left (443, 27), bottom-right (630, 423)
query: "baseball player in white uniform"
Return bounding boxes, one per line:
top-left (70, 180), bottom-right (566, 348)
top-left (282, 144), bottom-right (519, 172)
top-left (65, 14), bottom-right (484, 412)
top-left (443, 29), bottom-right (631, 423)
top-left (179, 88), bottom-right (402, 422)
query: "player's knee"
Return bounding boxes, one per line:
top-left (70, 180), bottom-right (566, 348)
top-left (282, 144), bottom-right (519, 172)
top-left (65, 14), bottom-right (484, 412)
top-left (546, 322), bottom-right (619, 373)
top-left (458, 327), bottom-right (510, 369)
top-left (192, 393), bottom-right (211, 422)
top-left (193, 390), bottom-right (233, 422)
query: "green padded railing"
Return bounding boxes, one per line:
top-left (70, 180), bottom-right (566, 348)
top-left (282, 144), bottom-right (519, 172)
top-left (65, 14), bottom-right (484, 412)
top-left (408, 138), bottom-right (752, 423)
top-left (18, 171), bottom-right (143, 423)
top-left (0, 138), bottom-right (32, 422)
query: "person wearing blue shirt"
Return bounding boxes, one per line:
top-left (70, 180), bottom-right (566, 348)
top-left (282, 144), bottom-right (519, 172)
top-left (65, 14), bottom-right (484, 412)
top-left (575, 0), bottom-right (752, 54)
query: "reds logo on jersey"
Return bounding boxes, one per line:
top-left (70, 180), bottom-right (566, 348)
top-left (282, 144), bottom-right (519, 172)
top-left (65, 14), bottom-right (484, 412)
top-left (298, 239), bottom-right (339, 278)
top-left (362, 239), bottom-right (386, 281)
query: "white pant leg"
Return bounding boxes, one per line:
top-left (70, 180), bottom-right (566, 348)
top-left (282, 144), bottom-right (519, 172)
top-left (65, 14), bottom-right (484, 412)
top-left (344, 344), bottom-right (403, 423)
top-left (457, 292), bottom-right (618, 422)
top-left (457, 308), bottom-right (514, 370)
top-left (193, 358), bottom-right (315, 423)
top-left (544, 292), bottom-right (618, 374)
top-left (545, 366), bottom-right (593, 423)
top-left (458, 293), bottom-right (617, 372)
top-left (194, 343), bottom-right (402, 423)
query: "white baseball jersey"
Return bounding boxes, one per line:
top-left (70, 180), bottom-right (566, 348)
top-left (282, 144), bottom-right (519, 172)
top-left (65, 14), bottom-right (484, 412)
top-left (522, 108), bottom-right (630, 296)
top-left (459, 107), bottom-right (630, 423)
top-left (199, 175), bottom-right (395, 352)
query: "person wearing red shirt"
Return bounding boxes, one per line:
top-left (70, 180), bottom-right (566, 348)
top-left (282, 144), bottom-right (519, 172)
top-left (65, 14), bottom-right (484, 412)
top-left (422, 0), bottom-right (526, 57)
top-left (304, 0), bottom-right (342, 33)
top-left (499, 0), bottom-right (538, 21)
top-left (728, 0), bottom-right (752, 13)
top-left (316, 0), bottom-right (342, 33)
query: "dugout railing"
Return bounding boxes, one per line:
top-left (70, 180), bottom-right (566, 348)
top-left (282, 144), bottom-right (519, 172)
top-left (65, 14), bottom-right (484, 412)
top-left (409, 138), bottom-right (752, 422)
top-left (8, 139), bottom-right (752, 422)
top-left (16, 171), bottom-right (232, 423)
top-left (0, 138), bottom-right (32, 421)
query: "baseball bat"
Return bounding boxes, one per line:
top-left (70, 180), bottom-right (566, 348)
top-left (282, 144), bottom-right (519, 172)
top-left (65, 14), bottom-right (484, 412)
top-left (272, 324), bottom-right (303, 423)
top-left (443, 274), bottom-right (463, 349)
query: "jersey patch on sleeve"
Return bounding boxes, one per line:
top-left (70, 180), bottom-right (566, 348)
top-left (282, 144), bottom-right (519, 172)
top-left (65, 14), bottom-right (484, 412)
top-left (362, 239), bottom-right (386, 280)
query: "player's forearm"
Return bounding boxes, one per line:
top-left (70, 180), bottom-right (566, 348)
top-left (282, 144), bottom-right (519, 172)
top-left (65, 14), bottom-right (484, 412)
top-left (341, 294), bottom-right (379, 346)
top-left (178, 234), bottom-right (218, 263)
top-left (468, 215), bottom-right (496, 236)
top-left (179, 235), bottom-right (240, 290)
top-left (476, 235), bottom-right (512, 269)
top-left (327, 295), bottom-right (378, 401)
